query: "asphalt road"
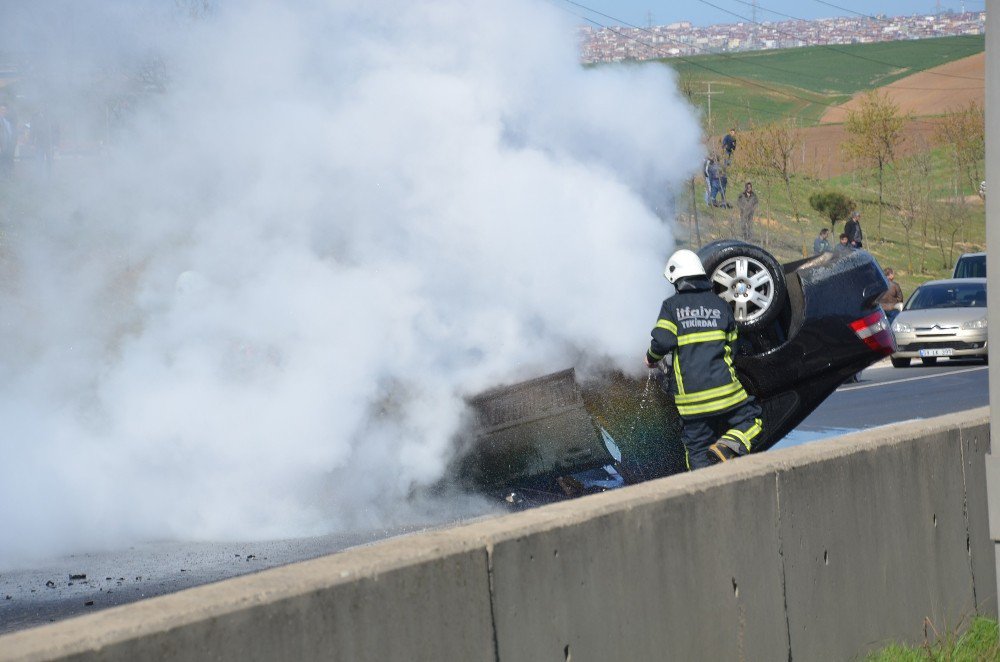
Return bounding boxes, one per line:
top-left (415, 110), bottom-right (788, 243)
top-left (775, 357), bottom-right (989, 449)
top-left (0, 358), bottom-right (990, 635)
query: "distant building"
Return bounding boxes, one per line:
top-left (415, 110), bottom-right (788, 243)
top-left (579, 11), bottom-right (985, 63)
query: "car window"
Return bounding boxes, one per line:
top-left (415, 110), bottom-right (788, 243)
top-left (954, 255), bottom-right (986, 278)
top-left (906, 283), bottom-right (987, 310)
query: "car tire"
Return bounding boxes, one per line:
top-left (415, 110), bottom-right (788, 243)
top-left (891, 357), bottom-right (910, 368)
top-left (697, 240), bottom-right (787, 330)
top-left (983, 355), bottom-right (989, 366)
top-left (921, 357), bottom-right (938, 366)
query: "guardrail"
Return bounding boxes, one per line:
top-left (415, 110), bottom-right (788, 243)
top-left (1, 408), bottom-right (994, 661)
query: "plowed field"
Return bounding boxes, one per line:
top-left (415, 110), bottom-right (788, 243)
top-left (793, 53), bottom-right (983, 178)
top-left (820, 52), bottom-right (984, 124)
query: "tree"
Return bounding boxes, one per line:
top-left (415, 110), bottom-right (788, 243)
top-left (929, 196), bottom-right (967, 269)
top-left (808, 191), bottom-right (855, 233)
top-left (842, 90), bottom-right (907, 241)
top-left (738, 120), bottom-right (803, 251)
top-left (934, 100), bottom-right (984, 199)
top-left (889, 145), bottom-right (933, 273)
top-left (678, 74), bottom-right (704, 246)
top-left (730, 123), bottom-right (772, 246)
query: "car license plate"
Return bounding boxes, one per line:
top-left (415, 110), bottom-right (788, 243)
top-left (919, 348), bottom-right (954, 357)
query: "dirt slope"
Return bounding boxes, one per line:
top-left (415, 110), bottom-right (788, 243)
top-left (821, 52), bottom-right (984, 124)
top-left (794, 118), bottom-right (945, 179)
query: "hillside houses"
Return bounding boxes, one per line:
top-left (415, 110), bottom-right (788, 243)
top-left (580, 11), bottom-right (985, 63)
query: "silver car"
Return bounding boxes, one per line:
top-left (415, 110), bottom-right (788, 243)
top-left (890, 278), bottom-right (988, 367)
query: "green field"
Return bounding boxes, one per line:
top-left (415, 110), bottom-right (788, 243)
top-left (654, 35), bottom-right (984, 130)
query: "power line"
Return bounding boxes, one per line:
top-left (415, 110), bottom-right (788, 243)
top-left (694, 0), bottom-right (983, 82)
top-left (565, 0), bottom-right (842, 110)
top-left (809, 0), bottom-right (985, 22)
top-left (573, 3), bottom-right (825, 89)
top-left (723, 0), bottom-right (984, 92)
top-left (563, 0), bottom-right (949, 129)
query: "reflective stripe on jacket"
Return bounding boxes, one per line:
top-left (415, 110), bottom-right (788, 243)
top-left (646, 276), bottom-right (749, 418)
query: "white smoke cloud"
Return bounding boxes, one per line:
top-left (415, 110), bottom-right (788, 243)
top-left (0, 0), bottom-right (702, 565)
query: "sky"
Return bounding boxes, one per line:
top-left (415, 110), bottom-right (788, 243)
top-left (564, 0), bottom-right (986, 28)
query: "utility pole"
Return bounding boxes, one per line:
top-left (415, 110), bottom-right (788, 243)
top-left (646, 10), bottom-right (654, 29)
top-left (696, 82), bottom-right (724, 133)
top-left (750, 0), bottom-right (758, 50)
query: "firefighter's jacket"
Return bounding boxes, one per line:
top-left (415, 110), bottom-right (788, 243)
top-left (646, 275), bottom-right (749, 419)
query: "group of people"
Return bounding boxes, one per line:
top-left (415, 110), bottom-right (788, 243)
top-left (813, 210), bottom-right (902, 313)
top-left (813, 210), bottom-right (864, 255)
top-left (703, 129), bottom-right (759, 242)
top-left (702, 128), bottom-right (738, 208)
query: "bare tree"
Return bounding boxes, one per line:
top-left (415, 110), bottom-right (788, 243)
top-left (728, 123), bottom-right (771, 245)
top-left (929, 196), bottom-right (967, 269)
top-left (676, 73), bottom-right (705, 247)
top-left (934, 100), bottom-right (985, 198)
top-left (843, 90), bottom-right (907, 242)
top-left (750, 120), bottom-right (803, 254)
top-left (889, 146), bottom-right (933, 272)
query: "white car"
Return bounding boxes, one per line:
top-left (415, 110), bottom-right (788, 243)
top-left (890, 278), bottom-right (988, 367)
top-left (952, 252), bottom-right (986, 278)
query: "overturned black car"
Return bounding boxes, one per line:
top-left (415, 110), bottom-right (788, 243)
top-left (449, 241), bottom-right (894, 505)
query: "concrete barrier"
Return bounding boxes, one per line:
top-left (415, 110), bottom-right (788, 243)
top-left (1, 408), bottom-right (994, 661)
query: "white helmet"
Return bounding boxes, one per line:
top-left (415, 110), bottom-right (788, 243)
top-left (663, 249), bottom-right (706, 284)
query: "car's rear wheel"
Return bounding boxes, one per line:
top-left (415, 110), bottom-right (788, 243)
top-left (921, 357), bottom-right (938, 366)
top-left (891, 357), bottom-right (910, 368)
top-left (697, 241), bottom-right (787, 330)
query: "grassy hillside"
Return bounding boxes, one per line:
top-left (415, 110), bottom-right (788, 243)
top-left (675, 146), bottom-right (985, 297)
top-left (657, 35), bottom-right (984, 130)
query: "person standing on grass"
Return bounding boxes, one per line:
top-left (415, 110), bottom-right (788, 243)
top-left (703, 155), bottom-right (713, 205)
top-left (736, 181), bottom-right (757, 241)
top-left (721, 128), bottom-right (736, 164)
top-left (813, 228), bottom-right (831, 255)
top-left (833, 233), bottom-right (854, 255)
top-left (706, 157), bottom-right (723, 207)
top-left (844, 210), bottom-right (863, 249)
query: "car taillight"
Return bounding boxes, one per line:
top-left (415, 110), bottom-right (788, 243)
top-left (850, 310), bottom-right (896, 355)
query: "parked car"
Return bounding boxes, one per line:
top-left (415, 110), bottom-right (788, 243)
top-left (890, 278), bottom-right (988, 368)
top-left (448, 242), bottom-right (894, 505)
top-left (953, 252), bottom-right (986, 279)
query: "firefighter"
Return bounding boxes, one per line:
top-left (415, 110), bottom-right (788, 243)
top-left (644, 249), bottom-right (763, 469)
